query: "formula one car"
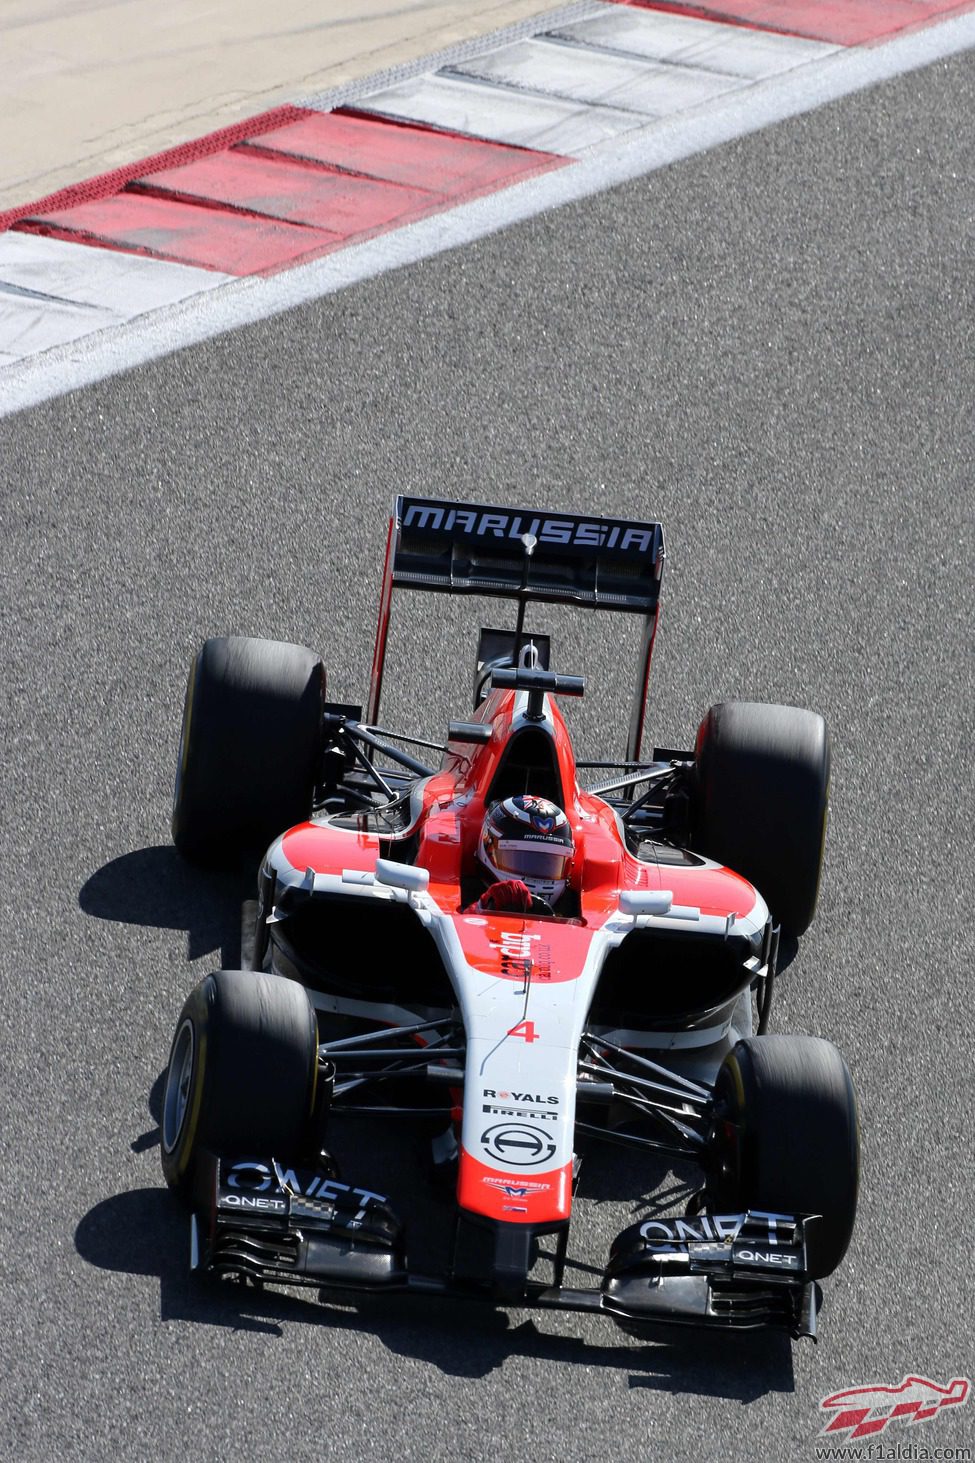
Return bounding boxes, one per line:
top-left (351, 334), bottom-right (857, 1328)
top-left (161, 496), bottom-right (859, 1340)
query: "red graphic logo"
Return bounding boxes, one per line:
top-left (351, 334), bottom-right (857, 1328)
top-left (819, 1375), bottom-right (970, 1440)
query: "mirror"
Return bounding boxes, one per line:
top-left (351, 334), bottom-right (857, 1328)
top-left (375, 858), bottom-right (430, 893)
top-left (619, 889), bottom-right (673, 916)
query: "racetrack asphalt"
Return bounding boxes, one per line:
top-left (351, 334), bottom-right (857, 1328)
top-left (1, 45), bottom-right (973, 1463)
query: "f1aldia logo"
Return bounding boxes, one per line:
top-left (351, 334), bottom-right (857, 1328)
top-left (819, 1375), bottom-right (970, 1440)
top-left (481, 1123), bottom-right (556, 1168)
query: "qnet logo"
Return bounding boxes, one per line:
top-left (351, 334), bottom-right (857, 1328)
top-left (819, 1375), bottom-right (970, 1441)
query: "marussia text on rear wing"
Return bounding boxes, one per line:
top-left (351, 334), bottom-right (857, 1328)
top-left (368, 496), bottom-right (666, 761)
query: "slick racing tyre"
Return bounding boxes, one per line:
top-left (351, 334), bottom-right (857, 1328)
top-left (692, 700), bottom-right (830, 936)
top-left (161, 969), bottom-right (319, 1199)
top-left (172, 635), bottom-right (325, 866)
top-left (706, 1034), bottom-right (859, 1279)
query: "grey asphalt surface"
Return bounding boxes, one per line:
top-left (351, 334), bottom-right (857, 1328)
top-left (1, 45), bottom-right (974, 1463)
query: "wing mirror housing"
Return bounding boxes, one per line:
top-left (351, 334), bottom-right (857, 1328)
top-left (375, 859), bottom-right (430, 893)
top-left (619, 890), bottom-right (673, 916)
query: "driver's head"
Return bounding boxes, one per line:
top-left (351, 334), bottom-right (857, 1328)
top-left (478, 795), bottom-right (574, 902)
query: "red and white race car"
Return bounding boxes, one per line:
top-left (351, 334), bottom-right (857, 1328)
top-left (160, 496), bottom-right (858, 1339)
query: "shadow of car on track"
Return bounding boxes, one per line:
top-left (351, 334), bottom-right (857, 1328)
top-left (75, 1186), bottom-right (317, 1339)
top-left (79, 844), bottom-right (250, 963)
top-left (74, 1185), bottom-right (794, 1395)
top-left (338, 1299), bottom-right (797, 1398)
top-left (76, 1086), bottom-right (796, 1401)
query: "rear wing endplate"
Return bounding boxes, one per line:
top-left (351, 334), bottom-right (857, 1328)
top-left (367, 496), bottom-right (666, 762)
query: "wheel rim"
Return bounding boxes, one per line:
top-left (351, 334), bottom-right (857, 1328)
top-left (162, 1018), bottom-right (195, 1154)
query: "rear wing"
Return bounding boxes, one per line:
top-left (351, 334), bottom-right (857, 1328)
top-left (367, 496), bottom-right (666, 762)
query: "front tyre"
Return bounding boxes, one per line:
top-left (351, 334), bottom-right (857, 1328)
top-left (161, 969), bottom-right (319, 1199)
top-left (706, 1034), bottom-right (859, 1279)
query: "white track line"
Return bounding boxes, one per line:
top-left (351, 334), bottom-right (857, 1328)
top-left (2, 9), bottom-right (974, 420)
top-left (346, 11), bottom-right (842, 157)
top-left (547, 10), bottom-right (839, 79)
top-left (360, 70), bottom-right (647, 154)
top-left (0, 233), bottom-right (232, 360)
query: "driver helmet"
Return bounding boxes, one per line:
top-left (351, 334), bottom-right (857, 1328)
top-left (478, 795), bottom-right (574, 903)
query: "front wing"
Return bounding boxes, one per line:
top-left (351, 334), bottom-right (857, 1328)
top-left (189, 1156), bottom-right (821, 1339)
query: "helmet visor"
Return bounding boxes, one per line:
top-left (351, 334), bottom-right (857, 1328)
top-left (493, 841), bottom-right (571, 880)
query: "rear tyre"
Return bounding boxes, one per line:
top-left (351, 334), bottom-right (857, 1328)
top-left (161, 969), bottom-right (319, 1199)
top-left (172, 635), bottom-right (325, 866)
top-left (692, 700), bottom-right (830, 936)
top-left (706, 1034), bottom-right (859, 1279)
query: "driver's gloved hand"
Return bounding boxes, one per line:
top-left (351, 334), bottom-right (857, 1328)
top-left (476, 879), bottom-right (533, 913)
